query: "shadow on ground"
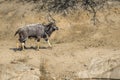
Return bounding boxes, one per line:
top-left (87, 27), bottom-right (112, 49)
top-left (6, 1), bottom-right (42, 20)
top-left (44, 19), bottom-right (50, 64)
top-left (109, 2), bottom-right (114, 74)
top-left (9, 46), bottom-right (48, 52)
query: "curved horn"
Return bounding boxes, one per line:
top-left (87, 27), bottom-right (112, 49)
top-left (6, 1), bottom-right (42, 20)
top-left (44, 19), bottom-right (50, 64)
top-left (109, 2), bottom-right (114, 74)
top-left (46, 13), bottom-right (56, 23)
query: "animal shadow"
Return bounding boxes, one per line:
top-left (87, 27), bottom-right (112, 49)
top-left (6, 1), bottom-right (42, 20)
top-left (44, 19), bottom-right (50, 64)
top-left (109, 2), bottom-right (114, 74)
top-left (10, 46), bottom-right (48, 52)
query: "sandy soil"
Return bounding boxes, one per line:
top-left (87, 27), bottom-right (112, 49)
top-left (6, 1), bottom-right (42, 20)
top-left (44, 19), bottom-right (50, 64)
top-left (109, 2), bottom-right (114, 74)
top-left (0, 40), bottom-right (120, 79)
top-left (0, 0), bottom-right (120, 80)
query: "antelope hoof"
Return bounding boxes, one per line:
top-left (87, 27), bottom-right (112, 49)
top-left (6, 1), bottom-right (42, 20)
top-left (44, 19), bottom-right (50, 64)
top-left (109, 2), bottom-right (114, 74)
top-left (36, 48), bottom-right (40, 51)
top-left (48, 46), bottom-right (52, 49)
top-left (36, 49), bottom-right (39, 51)
top-left (22, 49), bottom-right (25, 51)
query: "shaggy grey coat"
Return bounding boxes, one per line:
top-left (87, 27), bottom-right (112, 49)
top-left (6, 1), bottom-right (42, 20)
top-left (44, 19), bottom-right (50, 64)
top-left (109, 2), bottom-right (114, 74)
top-left (15, 22), bottom-right (58, 50)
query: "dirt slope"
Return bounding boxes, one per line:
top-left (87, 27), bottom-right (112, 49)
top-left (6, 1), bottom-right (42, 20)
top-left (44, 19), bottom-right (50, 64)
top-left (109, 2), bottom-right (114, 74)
top-left (0, 0), bottom-right (120, 80)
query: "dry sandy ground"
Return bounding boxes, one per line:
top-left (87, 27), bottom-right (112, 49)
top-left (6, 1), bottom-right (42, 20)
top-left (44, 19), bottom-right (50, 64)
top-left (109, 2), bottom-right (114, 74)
top-left (0, 40), bottom-right (120, 79)
top-left (0, 0), bottom-right (120, 80)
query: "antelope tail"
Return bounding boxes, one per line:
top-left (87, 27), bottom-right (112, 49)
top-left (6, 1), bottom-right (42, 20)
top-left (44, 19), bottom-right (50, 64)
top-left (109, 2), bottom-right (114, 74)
top-left (14, 28), bottom-right (20, 36)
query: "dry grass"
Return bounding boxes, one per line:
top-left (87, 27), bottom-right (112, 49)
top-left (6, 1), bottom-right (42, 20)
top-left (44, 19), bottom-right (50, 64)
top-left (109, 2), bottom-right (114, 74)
top-left (0, 1), bottom-right (120, 80)
top-left (0, 1), bottom-right (120, 48)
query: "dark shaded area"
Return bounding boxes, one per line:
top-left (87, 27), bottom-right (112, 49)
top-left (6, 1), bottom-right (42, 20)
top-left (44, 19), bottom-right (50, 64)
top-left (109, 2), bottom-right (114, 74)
top-left (6, 0), bottom-right (107, 14)
top-left (9, 46), bottom-right (48, 52)
top-left (5, 0), bottom-right (120, 25)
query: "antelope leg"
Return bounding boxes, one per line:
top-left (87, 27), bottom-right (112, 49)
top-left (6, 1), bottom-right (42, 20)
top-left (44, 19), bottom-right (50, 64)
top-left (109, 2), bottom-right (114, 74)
top-left (16, 42), bottom-right (19, 49)
top-left (21, 43), bottom-right (25, 50)
top-left (47, 40), bottom-right (52, 47)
